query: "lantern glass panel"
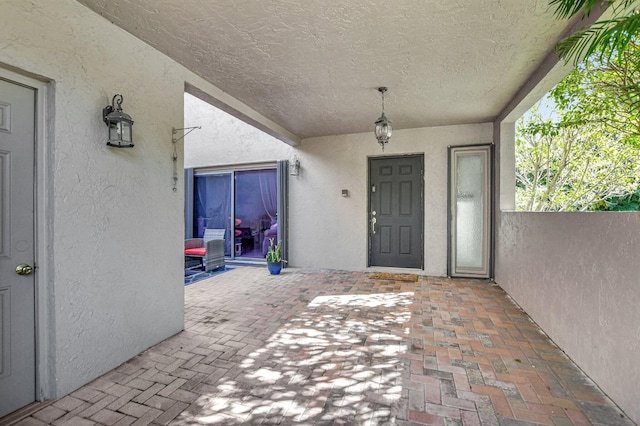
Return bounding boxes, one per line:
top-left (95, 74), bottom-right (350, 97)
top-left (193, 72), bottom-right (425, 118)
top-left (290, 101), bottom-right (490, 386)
top-left (108, 121), bottom-right (121, 143)
top-left (375, 122), bottom-right (392, 139)
top-left (121, 121), bottom-right (132, 144)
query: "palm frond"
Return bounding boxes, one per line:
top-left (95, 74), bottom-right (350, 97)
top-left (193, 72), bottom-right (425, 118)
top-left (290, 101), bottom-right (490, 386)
top-left (614, 0), bottom-right (640, 13)
top-left (555, 13), bottom-right (640, 64)
top-left (549, 0), bottom-right (604, 18)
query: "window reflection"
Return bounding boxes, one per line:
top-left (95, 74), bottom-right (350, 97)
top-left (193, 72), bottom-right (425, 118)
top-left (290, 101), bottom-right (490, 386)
top-left (193, 168), bottom-right (277, 259)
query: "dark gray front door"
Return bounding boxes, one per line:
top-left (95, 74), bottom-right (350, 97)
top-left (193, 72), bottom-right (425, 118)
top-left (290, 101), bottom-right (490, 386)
top-left (369, 155), bottom-right (423, 268)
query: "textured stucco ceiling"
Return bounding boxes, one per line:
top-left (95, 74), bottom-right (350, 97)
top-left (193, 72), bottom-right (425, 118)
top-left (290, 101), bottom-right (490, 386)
top-left (76, 0), bottom-right (576, 140)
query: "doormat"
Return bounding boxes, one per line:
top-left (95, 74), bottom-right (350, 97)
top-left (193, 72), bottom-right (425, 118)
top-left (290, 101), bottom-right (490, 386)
top-left (369, 272), bottom-right (419, 282)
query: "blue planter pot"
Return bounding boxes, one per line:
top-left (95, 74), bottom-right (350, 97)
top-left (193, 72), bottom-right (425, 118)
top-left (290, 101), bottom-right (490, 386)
top-left (267, 261), bottom-right (282, 275)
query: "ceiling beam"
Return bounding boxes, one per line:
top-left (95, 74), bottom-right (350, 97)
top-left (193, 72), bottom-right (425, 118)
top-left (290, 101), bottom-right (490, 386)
top-left (185, 82), bottom-right (302, 147)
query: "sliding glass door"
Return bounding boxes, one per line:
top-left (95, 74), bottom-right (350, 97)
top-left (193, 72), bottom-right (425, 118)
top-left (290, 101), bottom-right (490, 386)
top-left (234, 170), bottom-right (278, 258)
top-left (192, 168), bottom-right (278, 260)
top-left (193, 172), bottom-right (233, 255)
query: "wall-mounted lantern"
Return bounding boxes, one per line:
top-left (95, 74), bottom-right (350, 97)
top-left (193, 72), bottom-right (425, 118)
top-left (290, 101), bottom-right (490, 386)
top-left (290, 157), bottom-right (300, 176)
top-left (103, 93), bottom-right (134, 148)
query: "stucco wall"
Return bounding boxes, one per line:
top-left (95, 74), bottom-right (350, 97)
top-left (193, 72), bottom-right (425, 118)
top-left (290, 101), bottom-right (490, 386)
top-left (1, 0), bottom-right (192, 398)
top-left (496, 212), bottom-right (640, 423)
top-left (184, 94), bottom-right (294, 168)
top-left (185, 94), bottom-right (493, 275)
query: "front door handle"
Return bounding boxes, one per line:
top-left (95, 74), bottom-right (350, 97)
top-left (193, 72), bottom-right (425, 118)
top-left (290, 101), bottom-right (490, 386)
top-left (371, 217), bottom-right (377, 234)
top-left (16, 264), bottom-right (33, 275)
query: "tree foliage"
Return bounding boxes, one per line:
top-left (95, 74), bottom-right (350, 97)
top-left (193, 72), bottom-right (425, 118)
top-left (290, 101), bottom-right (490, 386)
top-left (516, 0), bottom-right (640, 211)
top-left (516, 106), bottom-right (640, 211)
top-left (516, 40), bottom-right (640, 211)
top-left (553, 39), bottom-right (640, 144)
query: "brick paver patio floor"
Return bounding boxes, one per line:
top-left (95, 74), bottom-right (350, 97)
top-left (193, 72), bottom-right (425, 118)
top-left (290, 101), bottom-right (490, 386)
top-left (13, 267), bottom-right (634, 425)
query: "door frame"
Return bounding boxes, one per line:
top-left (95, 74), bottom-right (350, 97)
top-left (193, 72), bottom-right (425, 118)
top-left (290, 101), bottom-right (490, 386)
top-left (447, 144), bottom-right (494, 279)
top-left (0, 66), bottom-right (52, 402)
top-left (367, 153), bottom-right (424, 269)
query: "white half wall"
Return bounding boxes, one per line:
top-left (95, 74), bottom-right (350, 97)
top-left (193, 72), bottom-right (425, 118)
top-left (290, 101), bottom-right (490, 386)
top-left (496, 212), bottom-right (640, 423)
top-left (185, 93), bottom-right (493, 275)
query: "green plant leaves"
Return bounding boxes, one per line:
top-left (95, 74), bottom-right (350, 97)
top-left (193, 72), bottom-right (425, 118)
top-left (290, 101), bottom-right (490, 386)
top-left (551, 0), bottom-right (640, 65)
top-left (265, 238), bottom-right (283, 262)
top-left (516, 41), bottom-right (640, 211)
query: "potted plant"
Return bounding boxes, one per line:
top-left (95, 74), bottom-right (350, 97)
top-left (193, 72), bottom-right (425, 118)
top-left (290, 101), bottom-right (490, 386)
top-left (265, 238), bottom-right (284, 275)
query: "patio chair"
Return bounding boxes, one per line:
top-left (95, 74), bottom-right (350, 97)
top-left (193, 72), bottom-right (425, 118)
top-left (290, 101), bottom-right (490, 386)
top-left (184, 228), bottom-right (225, 272)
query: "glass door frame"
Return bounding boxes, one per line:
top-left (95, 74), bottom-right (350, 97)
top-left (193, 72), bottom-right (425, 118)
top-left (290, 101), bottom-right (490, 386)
top-left (188, 161), bottom-right (285, 263)
top-left (447, 144), bottom-right (494, 279)
top-left (191, 170), bottom-right (235, 258)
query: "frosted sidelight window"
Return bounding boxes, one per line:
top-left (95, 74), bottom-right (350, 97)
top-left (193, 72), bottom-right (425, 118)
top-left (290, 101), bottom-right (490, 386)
top-left (456, 154), bottom-right (484, 268)
top-left (448, 144), bottom-right (492, 278)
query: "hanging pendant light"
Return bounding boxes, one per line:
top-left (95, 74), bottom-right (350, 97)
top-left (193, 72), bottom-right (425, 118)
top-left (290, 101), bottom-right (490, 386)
top-left (374, 87), bottom-right (392, 151)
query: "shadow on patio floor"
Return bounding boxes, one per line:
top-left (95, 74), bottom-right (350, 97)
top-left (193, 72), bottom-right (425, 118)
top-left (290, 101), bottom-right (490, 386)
top-left (15, 267), bottom-right (635, 425)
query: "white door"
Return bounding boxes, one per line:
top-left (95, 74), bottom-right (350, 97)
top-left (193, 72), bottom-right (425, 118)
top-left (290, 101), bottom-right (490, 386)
top-left (0, 78), bottom-right (36, 417)
top-left (448, 145), bottom-right (493, 278)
